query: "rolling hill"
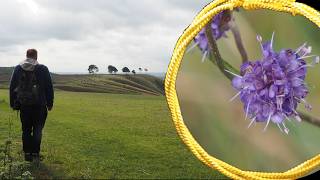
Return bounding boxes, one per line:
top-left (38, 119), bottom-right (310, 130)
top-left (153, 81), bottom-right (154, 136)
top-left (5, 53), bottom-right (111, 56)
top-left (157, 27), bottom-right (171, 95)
top-left (0, 67), bottom-right (164, 96)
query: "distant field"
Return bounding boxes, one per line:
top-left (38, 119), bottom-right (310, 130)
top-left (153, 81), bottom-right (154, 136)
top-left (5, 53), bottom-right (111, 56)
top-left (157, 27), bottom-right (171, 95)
top-left (52, 74), bottom-right (164, 95)
top-left (0, 67), bottom-right (164, 95)
top-left (0, 90), bottom-right (224, 179)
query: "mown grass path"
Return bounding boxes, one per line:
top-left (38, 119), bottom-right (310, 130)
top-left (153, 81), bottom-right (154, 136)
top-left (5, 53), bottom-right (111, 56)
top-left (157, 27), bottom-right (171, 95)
top-left (0, 90), bottom-right (225, 179)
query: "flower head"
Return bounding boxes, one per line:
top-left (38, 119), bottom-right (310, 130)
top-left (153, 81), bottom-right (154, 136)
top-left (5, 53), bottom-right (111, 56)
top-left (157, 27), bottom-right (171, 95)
top-left (231, 33), bottom-right (319, 134)
top-left (194, 10), bottom-right (232, 53)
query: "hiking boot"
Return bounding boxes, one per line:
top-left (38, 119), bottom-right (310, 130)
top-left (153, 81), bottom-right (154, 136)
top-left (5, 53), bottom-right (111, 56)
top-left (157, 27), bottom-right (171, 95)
top-left (24, 153), bottom-right (33, 162)
top-left (32, 153), bottom-right (44, 162)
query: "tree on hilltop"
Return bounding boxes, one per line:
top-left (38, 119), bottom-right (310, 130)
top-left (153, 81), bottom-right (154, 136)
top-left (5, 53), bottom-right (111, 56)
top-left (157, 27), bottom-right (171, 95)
top-left (108, 65), bottom-right (118, 74)
top-left (122, 67), bottom-right (130, 74)
top-left (88, 65), bottom-right (99, 74)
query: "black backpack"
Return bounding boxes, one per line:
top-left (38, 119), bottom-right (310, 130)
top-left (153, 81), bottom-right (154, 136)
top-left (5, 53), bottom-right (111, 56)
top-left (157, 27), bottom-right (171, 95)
top-left (15, 66), bottom-right (40, 106)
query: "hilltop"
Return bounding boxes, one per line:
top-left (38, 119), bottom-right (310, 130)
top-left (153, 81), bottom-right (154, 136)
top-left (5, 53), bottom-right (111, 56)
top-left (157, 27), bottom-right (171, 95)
top-left (0, 67), bottom-right (14, 75)
top-left (0, 67), bottom-right (164, 96)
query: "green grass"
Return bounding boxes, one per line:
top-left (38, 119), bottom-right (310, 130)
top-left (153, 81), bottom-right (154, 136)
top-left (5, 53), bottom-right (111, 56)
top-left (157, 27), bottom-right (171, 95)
top-left (0, 89), bottom-right (225, 179)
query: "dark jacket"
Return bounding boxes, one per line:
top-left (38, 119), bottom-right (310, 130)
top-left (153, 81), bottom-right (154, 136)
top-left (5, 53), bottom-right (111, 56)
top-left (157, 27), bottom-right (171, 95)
top-left (9, 64), bottom-right (54, 109)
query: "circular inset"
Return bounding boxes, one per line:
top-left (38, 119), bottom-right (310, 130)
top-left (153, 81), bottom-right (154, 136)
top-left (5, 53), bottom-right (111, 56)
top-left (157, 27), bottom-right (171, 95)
top-left (165, 0), bottom-right (320, 179)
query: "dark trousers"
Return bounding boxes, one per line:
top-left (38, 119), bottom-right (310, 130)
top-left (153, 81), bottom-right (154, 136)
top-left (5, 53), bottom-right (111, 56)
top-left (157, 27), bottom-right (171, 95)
top-left (20, 105), bottom-right (47, 154)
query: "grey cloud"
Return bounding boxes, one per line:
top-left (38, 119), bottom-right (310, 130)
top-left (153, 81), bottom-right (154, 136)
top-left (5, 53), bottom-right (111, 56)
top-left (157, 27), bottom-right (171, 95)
top-left (0, 0), bottom-right (211, 72)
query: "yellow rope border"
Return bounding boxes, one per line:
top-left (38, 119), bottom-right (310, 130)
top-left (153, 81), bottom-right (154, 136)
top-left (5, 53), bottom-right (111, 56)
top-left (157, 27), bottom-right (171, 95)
top-left (164, 0), bottom-right (320, 179)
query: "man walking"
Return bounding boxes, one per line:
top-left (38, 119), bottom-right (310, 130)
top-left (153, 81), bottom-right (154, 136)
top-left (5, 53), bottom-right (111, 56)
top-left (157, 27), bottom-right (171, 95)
top-left (10, 49), bottom-right (54, 162)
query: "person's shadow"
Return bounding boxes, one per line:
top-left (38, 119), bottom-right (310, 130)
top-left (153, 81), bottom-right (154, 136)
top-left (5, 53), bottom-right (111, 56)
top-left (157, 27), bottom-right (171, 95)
top-left (29, 162), bottom-right (56, 179)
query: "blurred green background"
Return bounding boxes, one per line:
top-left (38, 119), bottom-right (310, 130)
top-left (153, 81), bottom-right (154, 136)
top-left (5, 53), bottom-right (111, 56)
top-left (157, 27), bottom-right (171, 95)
top-left (176, 9), bottom-right (320, 172)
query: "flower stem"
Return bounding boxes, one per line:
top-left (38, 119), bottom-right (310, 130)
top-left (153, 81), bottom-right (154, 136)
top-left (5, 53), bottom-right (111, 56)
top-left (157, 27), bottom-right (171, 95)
top-left (299, 112), bottom-right (320, 127)
top-left (205, 20), bottom-right (234, 81)
top-left (231, 25), bottom-right (248, 63)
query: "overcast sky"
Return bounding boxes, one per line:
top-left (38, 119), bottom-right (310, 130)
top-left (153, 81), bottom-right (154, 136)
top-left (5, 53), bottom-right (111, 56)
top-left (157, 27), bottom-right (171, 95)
top-left (0, 0), bottom-right (211, 73)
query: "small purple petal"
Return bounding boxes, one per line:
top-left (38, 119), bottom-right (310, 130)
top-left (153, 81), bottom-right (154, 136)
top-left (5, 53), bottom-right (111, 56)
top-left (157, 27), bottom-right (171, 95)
top-left (254, 80), bottom-right (264, 90)
top-left (269, 85), bottom-right (277, 98)
top-left (232, 77), bottom-right (243, 90)
top-left (272, 113), bottom-right (284, 124)
top-left (240, 62), bottom-right (253, 75)
top-left (291, 78), bottom-right (302, 87)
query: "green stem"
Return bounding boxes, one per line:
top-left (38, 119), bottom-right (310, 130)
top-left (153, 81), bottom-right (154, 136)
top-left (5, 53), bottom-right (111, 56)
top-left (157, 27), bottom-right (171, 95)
top-left (300, 112), bottom-right (320, 127)
top-left (205, 21), bottom-right (234, 81)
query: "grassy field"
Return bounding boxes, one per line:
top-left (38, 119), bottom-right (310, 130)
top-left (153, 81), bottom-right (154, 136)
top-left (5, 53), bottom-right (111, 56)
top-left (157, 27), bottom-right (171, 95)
top-left (0, 89), bottom-right (225, 179)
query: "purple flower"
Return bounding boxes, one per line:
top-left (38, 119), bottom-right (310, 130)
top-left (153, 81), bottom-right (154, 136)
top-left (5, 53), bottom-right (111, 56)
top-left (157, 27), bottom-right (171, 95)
top-left (231, 33), bottom-right (319, 134)
top-left (194, 10), bottom-right (232, 53)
